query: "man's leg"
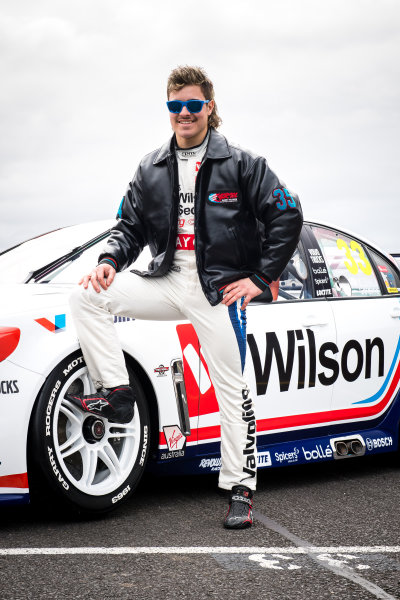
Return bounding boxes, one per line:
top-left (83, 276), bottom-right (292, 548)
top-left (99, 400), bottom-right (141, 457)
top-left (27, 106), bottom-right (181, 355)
top-left (69, 270), bottom-right (184, 421)
top-left (183, 281), bottom-right (256, 528)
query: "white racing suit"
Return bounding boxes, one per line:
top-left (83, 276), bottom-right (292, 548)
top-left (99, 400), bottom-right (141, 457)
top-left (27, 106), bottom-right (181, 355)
top-left (70, 134), bottom-right (257, 491)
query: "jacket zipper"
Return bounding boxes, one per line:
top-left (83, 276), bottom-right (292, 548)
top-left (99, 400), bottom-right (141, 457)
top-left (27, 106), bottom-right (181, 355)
top-left (162, 154), bottom-right (179, 272)
top-left (194, 158), bottom-right (213, 303)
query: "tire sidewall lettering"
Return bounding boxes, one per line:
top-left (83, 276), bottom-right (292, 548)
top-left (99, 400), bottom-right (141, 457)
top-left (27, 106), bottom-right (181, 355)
top-left (33, 351), bottom-right (150, 512)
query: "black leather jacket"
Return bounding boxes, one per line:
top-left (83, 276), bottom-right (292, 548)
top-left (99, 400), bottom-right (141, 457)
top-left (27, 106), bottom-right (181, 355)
top-left (99, 128), bottom-right (303, 306)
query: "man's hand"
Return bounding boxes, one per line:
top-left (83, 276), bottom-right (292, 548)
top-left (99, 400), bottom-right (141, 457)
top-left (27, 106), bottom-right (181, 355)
top-left (79, 263), bottom-right (116, 293)
top-left (221, 277), bottom-right (263, 310)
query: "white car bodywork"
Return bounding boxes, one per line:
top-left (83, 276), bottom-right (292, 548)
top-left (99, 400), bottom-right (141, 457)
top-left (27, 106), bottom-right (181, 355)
top-left (1, 218), bottom-right (399, 511)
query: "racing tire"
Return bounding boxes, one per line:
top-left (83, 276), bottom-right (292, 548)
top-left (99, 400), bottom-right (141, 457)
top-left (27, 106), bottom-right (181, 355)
top-left (30, 351), bottom-right (150, 515)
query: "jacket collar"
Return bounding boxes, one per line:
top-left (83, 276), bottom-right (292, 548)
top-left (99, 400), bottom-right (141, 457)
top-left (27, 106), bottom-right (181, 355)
top-left (153, 128), bottom-right (231, 165)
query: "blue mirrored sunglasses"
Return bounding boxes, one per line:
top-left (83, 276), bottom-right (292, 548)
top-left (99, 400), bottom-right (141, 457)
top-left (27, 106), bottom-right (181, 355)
top-left (166, 99), bottom-right (210, 114)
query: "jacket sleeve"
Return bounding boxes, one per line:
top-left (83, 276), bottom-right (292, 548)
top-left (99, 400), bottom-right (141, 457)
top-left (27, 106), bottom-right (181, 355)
top-left (98, 164), bottom-right (147, 271)
top-left (244, 156), bottom-right (303, 283)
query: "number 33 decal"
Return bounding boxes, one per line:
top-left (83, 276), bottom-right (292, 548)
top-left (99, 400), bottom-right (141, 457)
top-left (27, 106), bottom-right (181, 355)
top-left (273, 188), bottom-right (296, 211)
top-left (337, 238), bottom-right (372, 276)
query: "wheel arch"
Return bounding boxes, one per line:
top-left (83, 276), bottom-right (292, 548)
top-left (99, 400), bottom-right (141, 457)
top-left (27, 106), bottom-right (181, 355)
top-left (123, 351), bottom-right (160, 461)
top-left (26, 349), bottom-right (161, 492)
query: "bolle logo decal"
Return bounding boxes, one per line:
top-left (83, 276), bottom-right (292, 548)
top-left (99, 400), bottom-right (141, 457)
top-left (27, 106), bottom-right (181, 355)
top-left (112, 485), bottom-right (131, 504)
top-left (47, 446), bottom-right (69, 490)
top-left (0, 380), bottom-right (19, 394)
top-left (46, 380), bottom-right (61, 436)
top-left (63, 356), bottom-right (84, 376)
top-left (139, 425), bottom-right (148, 466)
top-left (247, 329), bottom-right (385, 396)
top-left (242, 388), bottom-right (256, 478)
top-left (302, 444), bottom-right (333, 461)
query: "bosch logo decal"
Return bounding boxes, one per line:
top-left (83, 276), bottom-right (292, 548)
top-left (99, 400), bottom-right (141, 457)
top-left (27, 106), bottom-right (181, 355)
top-left (366, 436), bottom-right (393, 451)
top-left (0, 380), bottom-right (19, 394)
top-left (247, 329), bottom-right (384, 396)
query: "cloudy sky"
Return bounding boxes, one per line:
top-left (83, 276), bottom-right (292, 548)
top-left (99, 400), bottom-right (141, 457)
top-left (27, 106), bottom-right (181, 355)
top-left (1, 0), bottom-right (399, 253)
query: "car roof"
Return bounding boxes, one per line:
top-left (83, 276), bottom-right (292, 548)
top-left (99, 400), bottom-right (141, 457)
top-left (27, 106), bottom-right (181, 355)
top-left (304, 219), bottom-right (396, 267)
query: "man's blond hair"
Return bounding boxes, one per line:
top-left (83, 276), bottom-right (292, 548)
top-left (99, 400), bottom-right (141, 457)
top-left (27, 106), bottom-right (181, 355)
top-left (167, 65), bottom-right (222, 129)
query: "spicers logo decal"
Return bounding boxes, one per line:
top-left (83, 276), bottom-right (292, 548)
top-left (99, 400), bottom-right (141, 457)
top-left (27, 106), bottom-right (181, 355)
top-left (208, 192), bottom-right (238, 203)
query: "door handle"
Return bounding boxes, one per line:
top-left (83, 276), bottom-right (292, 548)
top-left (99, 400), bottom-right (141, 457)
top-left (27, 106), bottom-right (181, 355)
top-left (390, 307), bottom-right (400, 319)
top-left (302, 317), bottom-right (328, 327)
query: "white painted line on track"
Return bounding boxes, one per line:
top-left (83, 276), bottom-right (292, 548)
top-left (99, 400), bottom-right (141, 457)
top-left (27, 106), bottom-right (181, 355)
top-left (254, 510), bottom-right (398, 600)
top-left (0, 546), bottom-right (399, 556)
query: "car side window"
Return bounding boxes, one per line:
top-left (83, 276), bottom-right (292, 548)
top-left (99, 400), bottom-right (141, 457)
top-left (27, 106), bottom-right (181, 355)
top-left (311, 226), bottom-right (381, 297)
top-left (369, 250), bottom-right (400, 294)
top-left (276, 246), bottom-right (311, 302)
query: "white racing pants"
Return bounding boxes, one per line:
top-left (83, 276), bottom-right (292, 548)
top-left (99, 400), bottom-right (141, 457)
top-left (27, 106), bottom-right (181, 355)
top-left (69, 258), bottom-right (257, 491)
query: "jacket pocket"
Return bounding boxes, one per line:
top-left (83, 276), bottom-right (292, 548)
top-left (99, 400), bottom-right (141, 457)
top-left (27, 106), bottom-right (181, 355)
top-left (229, 226), bottom-right (247, 268)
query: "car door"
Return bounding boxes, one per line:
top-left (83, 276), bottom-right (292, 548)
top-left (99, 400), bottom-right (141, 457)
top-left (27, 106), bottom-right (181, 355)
top-left (310, 224), bottom-right (400, 428)
top-left (194, 229), bottom-right (338, 444)
top-left (245, 229), bottom-right (337, 440)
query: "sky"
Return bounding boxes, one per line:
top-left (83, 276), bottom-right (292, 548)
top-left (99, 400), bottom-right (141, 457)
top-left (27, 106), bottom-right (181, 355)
top-left (1, 0), bottom-right (399, 253)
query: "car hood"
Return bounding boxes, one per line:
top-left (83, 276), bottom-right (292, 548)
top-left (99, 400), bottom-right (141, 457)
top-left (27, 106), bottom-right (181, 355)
top-left (0, 283), bottom-right (73, 317)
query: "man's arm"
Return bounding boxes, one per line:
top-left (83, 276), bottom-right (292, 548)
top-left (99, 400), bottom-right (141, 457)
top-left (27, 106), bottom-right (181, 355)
top-left (223, 156), bottom-right (302, 309)
top-left (244, 156), bottom-right (303, 285)
top-left (79, 165), bottom-right (147, 291)
top-left (97, 166), bottom-right (147, 273)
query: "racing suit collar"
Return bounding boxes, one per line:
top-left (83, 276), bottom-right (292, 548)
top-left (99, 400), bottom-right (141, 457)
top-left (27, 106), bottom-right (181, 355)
top-left (153, 127), bottom-right (231, 165)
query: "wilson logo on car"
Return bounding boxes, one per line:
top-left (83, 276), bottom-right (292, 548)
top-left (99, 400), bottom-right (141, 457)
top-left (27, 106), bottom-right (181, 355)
top-left (247, 329), bottom-right (385, 395)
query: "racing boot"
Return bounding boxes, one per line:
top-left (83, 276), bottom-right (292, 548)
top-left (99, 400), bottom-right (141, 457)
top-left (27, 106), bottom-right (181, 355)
top-left (66, 385), bottom-right (135, 423)
top-left (223, 485), bottom-right (254, 529)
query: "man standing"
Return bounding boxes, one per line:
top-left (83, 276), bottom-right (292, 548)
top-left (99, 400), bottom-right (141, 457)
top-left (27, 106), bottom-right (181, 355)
top-left (69, 65), bottom-right (303, 528)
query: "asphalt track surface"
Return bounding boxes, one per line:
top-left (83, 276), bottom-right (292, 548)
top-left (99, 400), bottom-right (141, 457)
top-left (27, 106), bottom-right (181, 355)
top-left (1, 453), bottom-right (400, 600)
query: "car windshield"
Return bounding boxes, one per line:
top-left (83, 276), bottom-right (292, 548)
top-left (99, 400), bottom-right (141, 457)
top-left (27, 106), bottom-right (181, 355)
top-left (0, 220), bottom-right (115, 283)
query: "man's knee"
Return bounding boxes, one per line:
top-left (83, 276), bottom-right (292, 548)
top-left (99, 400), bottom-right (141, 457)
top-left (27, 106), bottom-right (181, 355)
top-left (69, 285), bottom-right (94, 316)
